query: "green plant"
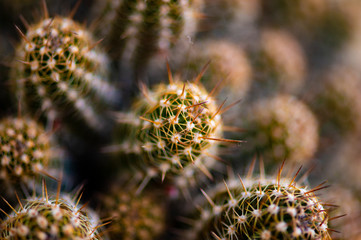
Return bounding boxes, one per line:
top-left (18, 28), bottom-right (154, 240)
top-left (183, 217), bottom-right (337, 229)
top-left (112, 73), bottom-right (240, 194)
top-left (0, 183), bottom-right (105, 239)
top-left (11, 16), bottom-right (116, 136)
top-left (186, 164), bottom-right (332, 239)
top-left (95, 0), bottom-right (202, 74)
top-left (0, 117), bottom-right (53, 190)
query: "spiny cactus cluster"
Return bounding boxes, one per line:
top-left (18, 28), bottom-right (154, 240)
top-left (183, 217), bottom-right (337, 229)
top-left (2, 0), bottom-right (361, 239)
top-left (0, 184), bottom-right (104, 240)
top-left (187, 166), bottom-right (331, 240)
top-left (12, 16), bottom-right (116, 136)
top-left (0, 117), bottom-right (53, 189)
top-left (99, 183), bottom-right (166, 240)
top-left (114, 78), bottom-right (232, 191)
top-left (243, 95), bottom-right (319, 165)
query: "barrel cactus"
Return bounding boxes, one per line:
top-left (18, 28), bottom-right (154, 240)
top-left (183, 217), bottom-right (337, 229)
top-left (99, 183), bottom-right (166, 240)
top-left (0, 186), bottom-right (104, 239)
top-left (243, 94), bottom-right (319, 165)
top-left (0, 117), bottom-right (56, 191)
top-left (113, 76), bottom-right (236, 193)
top-left (11, 16), bottom-right (117, 136)
top-left (186, 167), bottom-right (332, 239)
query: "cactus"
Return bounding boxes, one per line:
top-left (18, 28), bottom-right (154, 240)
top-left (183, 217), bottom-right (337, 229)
top-left (186, 165), bottom-right (332, 239)
top-left (259, 0), bottom-right (326, 28)
top-left (11, 16), bottom-right (117, 137)
top-left (243, 95), bottom-right (319, 165)
top-left (112, 74), bottom-right (240, 193)
top-left (330, 135), bottom-right (361, 193)
top-left (99, 183), bottom-right (166, 240)
top-left (253, 29), bottom-right (306, 95)
top-left (186, 40), bottom-right (252, 101)
top-left (324, 184), bottom-right (361, 239)
top-left (0, 183), bottom-right (105, 239)
top-left (199, 0), bottom-right (260, 41)
top-left (0, 117), bottom-right (55, 190)
top-left (309, 66), bottom-right (361, 137)
top-left (94, 0), bottom-right (202, 75)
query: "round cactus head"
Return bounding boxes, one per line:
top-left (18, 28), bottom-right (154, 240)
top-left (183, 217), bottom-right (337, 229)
top-left (244, 94), bottom-right (319, 165)
top-left (187, 163), bottom-right (332, 239)
top-left (12, 15), bottom-right (116, 136)
top-left (99, 183), bottom-right (166, 240)
top-left (0, 183), bottom-right (105, 239)
top-left (114, 71), bottom-right (240, 193)
top-left (121, 79), bottom-right (221, 180)
top-left (0, 117), bottom-right (52, 188)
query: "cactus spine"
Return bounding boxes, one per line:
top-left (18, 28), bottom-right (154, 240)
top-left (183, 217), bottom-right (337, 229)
top-left (187, 167), bottom-right (331, 239)
top-left (12, 16), bottom-right (116, 136)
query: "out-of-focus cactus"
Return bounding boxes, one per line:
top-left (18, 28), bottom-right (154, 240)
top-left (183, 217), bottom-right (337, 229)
top-left (99, 183), bottom-right (166, 240)
top-left (186, 40), bottom-right (252, 101)
top-left (11, 16), bottom-right (117, 137)
top-left (112, 74), bottom-right (240, 194)
top-left (309, 66), bottom-right (361, 137)
top-left (93, 0), bottom-right (202, 75)
top-left (199, 0), bottom-right (259, 43)
top-left (259, 0), bottom-right (326, 28)
top-left (253, 29), bottom-right (307, 95)
top-left (186, 166), bottom-right (332, 239)
top-left (0, 117), bottom-right (55, 190)
top-left (324, 184), bottom-right (361, 240)
top-left (0, 184), bottom-right (104, 239)
top-left (330, 136), bottom-right (361, 193)
top-left (242, 95), bottom-right (318, 165)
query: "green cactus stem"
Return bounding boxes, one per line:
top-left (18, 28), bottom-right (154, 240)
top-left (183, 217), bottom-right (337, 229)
top-left (12, 16), bottom-right (117, 137)
top-left (0, 183), bottom-right (105, 239)
top-left (186, 163), bottom-right (332, 239)
top-left (111, 70), bottom-right (241, 194)
top-left (95, 0), bottom-right (202, 75)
